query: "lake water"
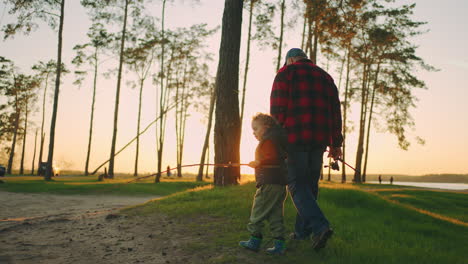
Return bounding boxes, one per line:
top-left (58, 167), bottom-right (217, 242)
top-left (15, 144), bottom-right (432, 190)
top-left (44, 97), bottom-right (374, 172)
top-left (367, 181), bottom-right (468, 191)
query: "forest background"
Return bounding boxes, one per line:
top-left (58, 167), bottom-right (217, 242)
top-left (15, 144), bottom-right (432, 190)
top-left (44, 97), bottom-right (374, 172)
top-left (0, 0), bottom-right (467, 180)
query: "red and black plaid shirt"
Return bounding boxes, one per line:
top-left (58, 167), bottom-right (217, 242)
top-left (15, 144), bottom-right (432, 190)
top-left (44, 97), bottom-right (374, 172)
top-left (270, 59), bottom-right (343, 148)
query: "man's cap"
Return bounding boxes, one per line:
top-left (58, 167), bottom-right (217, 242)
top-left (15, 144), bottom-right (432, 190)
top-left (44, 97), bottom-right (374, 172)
top-left (285, 48), bottom-right (307, 65)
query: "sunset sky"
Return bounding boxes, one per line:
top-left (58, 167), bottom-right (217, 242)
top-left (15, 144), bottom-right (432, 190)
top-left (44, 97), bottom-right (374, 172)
top-left (0, 0), bottom-right (467, 176)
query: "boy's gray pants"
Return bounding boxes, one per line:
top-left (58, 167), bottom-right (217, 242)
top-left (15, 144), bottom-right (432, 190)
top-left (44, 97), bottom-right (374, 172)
top-left (247, 184), bottom-right (287, 238)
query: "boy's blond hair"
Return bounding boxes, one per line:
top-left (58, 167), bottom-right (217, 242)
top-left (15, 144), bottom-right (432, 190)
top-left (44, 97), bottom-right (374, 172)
top-left (252, 113), bottom-right (280, 128)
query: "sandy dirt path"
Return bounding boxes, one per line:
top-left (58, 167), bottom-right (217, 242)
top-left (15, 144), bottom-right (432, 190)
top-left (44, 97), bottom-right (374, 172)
top-left (0, 191), bottom-right (206, 264)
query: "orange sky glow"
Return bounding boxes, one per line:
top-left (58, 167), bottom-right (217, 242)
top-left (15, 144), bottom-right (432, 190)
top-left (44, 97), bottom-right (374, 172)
top-left (0, 0), bottom-right (467, 176)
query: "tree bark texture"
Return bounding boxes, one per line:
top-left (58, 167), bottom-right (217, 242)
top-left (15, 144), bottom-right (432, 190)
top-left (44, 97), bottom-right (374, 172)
top-left (108, 0), bottom-right (129, 178)
top-left (19, 103), bottom-right (28, 175)
top-left (45, 0), bottom-right (65, 180)
top-left (214, 0), bottom-right (243, 186)
top-left (197, 86), bottom-right (216, 181)
top-left (85, 48), bottom-right (98, 176)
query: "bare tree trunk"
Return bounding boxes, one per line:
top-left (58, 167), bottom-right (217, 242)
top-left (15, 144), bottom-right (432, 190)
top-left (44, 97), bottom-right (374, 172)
top-left (205, 143), bottom-right (210, 178)
top-left (38, 72), bottom-right (49, 173)
top-left (45, 0), bottom-right (65, 180)
top-left (85, 48), bottom-right (98, 176)
top-left (275, 0), bottom-right (285, 71)
top-left (31, 129), bottom-right (38, 175)
top-left (353, 62), bottom-right (370, 183)
top-left (19, 104), bottom-right (28, 175)
top-left (341, 46), bottom-right (351, 183)
top-left (300, 15), bottom-right (307, 50)
top-left (305, 9), bottom-right (312, 57)
top-left (197, 86), bottom-right (216, 181)
top-left (240, 0), bottom-right (254, 130)
top-left (312, 22), bottom-right (318, 63)
top-left (214, 0), bottom-right (243, 186)
top-left (363, 63), bottom-right (380, 181)
top-left (7, 99), bottom-right (20, 175)
top-left (108, 0), bottom-right (129, 179)
top-left (155, 0), bottom-right (167, 183)
top-left (134, 78), bottom-right (144, 177)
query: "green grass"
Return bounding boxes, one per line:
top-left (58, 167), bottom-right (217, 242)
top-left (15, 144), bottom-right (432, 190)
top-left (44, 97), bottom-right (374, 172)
top-left (0, 175), bottom-right (211, 196)
top-left (124, 182), bottom-right (468, 264)
top-left (376, 189), bottom-right (468, 222)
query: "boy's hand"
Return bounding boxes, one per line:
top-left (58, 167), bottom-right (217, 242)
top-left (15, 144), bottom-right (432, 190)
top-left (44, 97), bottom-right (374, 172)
top-left (248, 160), bottom-right (260, 168)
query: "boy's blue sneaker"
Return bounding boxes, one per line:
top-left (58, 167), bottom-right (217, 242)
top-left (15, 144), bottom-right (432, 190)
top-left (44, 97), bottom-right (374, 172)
top-left (239, 236), bottom-right (262, 252)
top-left (266, 239), bottom-right (286, 255)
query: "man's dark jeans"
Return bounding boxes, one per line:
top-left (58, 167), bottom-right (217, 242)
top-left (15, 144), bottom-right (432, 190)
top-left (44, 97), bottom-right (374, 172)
top-left (287, 146), bottom-right (330, 238)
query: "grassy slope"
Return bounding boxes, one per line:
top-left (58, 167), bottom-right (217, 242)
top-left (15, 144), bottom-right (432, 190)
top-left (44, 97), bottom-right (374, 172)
top-left (377, 189), bottom-right (468, 222)
top-left (125, 182), bottom-right (468, 264)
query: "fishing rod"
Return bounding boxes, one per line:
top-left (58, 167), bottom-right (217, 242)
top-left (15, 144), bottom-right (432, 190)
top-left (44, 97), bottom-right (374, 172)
top-left (124, 162), bottom-right (251, 184)
top-left (324, 150), bottom-right (360, 174)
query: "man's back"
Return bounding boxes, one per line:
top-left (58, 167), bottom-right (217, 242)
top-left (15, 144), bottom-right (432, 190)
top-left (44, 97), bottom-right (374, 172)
top-left (271, 59), bottom-right (343, 148)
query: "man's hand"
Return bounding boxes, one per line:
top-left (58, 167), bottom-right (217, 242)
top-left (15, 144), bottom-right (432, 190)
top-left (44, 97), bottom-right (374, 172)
top-left (248, 160), bottom-right (260, 168)
top-left (328, 147), bottom-right (342, 160)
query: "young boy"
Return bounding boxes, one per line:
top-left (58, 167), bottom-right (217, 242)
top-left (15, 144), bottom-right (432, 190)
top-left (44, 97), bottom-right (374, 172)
top-left (239, 113), bottom-right (288, 255)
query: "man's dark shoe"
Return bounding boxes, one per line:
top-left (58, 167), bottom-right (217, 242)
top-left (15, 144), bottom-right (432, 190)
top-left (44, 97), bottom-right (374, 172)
top-left (311, 227), bottom-right (333, 251)
top-left (289, 232), bottom-right (309, 241)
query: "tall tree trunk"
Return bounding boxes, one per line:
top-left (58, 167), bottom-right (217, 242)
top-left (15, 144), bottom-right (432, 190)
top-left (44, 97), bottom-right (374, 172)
top-left (45, 0), bottom-right (65, 180)
top-left (214, 0), bottom-right (243, 186)
top-left (197, 86), bottom-right (216, 181)
top-left (155, 0), bottom-right (167, 183)
top-left (108, 0), bottom-right (129, 179)
top-left (205, 143), bottom-right (210, 178)
top-left (19, 104), bottom-right (28, 175)
top-left (312, 21), bottom-right (318, 63)
top-left (300, 15), bottom-right (307, 50)
top-left (240, 0), bottom-right (254, 130)
top-left (275, 0), bottom-right (285, 71)
top-left (353, 62), bottom-right (370, 183)
top-left (341, 46), bottom-right (351, 183)
top-left (7, 98), bottom-right (20, 175)
top-left (134, 78), bottom-right (144, 177)
top-left (304, 2), bottom-right (312, 56)
top-left (362, 63), bottom-right (380, 181)
top-left (177, 104), bottom-right (188, 177)
top-left (38, 72), bottom-right (49, 173)
top-left (31, 129), bottom-right (38, 175)
top-left (85, 48), bottom-right (98, 176)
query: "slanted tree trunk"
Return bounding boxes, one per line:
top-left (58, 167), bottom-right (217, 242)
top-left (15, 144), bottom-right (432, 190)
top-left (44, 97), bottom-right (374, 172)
top-left (197, 86), bottom-right (216, 181)
top-left (19, 103), bottom-right (29, 175)
top-left (275, 0), bottom-right (285, 71)
top-left (31, 129), bottom-right (38, 175)
top-left (85, 48), bottom-right (98, 176)
top-left (214, 0), bottom-right (243, 186)
top-left (108, 0), bottom-right (129, 179)
top-left (45, 0), bottom-right (65, 180)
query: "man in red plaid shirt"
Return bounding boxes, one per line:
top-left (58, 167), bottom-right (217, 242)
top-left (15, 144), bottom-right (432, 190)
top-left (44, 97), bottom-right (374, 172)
top-left (270, 48), bottom-right (343, 251)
